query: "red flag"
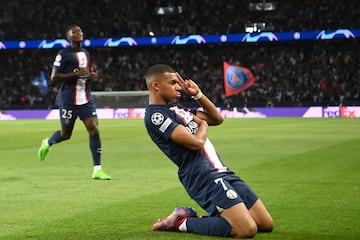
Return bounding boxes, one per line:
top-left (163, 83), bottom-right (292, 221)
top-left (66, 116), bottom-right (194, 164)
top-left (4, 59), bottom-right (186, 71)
top-left (223, 61), bottom-right (255, 97)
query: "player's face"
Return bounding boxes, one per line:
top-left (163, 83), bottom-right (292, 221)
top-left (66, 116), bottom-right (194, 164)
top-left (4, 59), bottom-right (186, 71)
top-left (157, 72), bottom-right (182, 103)
top-left (67, 26), bottom-right (83, 42)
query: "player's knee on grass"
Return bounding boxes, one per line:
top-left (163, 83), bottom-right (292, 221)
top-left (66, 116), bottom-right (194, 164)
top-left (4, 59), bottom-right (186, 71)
top-left (230, 220), bottom-right (258, 238)
top-left (258, 216), bottom-right (274, 233)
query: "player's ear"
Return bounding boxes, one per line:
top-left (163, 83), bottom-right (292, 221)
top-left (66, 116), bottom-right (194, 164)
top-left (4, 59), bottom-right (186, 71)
top-left (152, 81), bottom-right (160, 91)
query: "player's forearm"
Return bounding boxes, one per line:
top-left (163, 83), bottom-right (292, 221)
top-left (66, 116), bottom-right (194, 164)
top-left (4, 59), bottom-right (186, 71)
top-left (196, 93), bottom-right (224, 126)
top-left (195, 119), bottom-right (208, 140)
top-left (190, 120), bottom-right (208, 150)
top-left (51, 67), bottom-right (90, 83)
top-left (50, 72), bottom-right (78, 83)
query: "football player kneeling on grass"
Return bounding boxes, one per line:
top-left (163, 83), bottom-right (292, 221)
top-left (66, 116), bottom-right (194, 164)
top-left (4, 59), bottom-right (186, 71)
top-left (144, 64), bottom-right (273, 238)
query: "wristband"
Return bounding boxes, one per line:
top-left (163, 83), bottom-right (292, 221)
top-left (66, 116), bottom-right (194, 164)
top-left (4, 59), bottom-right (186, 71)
top-left (191, 90), bottom-right (203, 100)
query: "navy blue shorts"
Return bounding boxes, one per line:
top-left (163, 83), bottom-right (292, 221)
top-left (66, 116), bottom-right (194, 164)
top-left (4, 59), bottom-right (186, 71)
top-left (193, 174), bottom-right (259, 217)
top-left (59, 101), bottom-right (97, 126)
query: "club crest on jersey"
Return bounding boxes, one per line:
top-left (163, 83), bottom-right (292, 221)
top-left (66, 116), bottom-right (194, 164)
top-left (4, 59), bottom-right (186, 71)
top-left (185, 121), bottom-right (199, 134)
top-left (151, 112), bottom-right (164, 125)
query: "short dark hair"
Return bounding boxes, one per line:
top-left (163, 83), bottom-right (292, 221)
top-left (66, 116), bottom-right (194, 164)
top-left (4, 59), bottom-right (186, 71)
top-left (145, 64), bottom-right (176, 88)
top-left (146, 64), bottom-right (175, 79)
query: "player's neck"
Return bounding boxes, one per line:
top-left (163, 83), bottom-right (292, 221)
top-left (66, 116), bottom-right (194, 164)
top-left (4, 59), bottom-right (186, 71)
top-left (149, 95), bottom-right (168, 105)
top-left (70, 41), bottom-right (82, 50)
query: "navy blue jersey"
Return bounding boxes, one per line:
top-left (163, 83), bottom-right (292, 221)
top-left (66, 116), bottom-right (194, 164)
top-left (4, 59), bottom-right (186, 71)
top-left (52, 47), bottom-right (93, 105)
top-left (144, 104), bottom-right (233, 199)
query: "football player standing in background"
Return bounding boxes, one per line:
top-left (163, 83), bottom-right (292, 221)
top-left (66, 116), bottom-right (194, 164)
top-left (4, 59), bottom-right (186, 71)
top-left (144, 64), bottom-right (273, 238)
top-left (38, 24), bottom-right (111, 180)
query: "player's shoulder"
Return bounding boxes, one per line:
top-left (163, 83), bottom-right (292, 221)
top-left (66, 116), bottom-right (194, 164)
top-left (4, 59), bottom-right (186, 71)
top-left (145, 105), bottom-right (177, 135)
top-left (57, 47), bottom-right (73, 56)
top-left (145, 105), bottom-right (169, 123)
top-left (146, 104), bottom-right (174, 114)
top-left (146, 105), bottom-right (164, 117)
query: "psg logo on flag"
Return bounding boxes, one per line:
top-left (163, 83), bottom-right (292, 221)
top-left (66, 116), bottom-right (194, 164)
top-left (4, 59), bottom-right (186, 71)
top-left (225, 66), bottom-right (249, 89)
top-left (223, 61), bottom-right (255, 97)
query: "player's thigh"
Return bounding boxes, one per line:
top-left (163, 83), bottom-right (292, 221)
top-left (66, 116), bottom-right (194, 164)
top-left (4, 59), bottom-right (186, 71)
top-left (231, 177), bottom-right (273, 232)
top-left (82, 117), bottom-right (99, 134)
top-left (204, 177), bottom-right (257, 237)
top-left (229, 176), bottom-right (259, 209)
top-left (59, 105), bottom-right (77, 137)
top-left (249, 199), bottom-right (273, 232)
top-left (78, 102), bottom-right (97, 120)
top-left (78, 102), bottom-right (99, 133)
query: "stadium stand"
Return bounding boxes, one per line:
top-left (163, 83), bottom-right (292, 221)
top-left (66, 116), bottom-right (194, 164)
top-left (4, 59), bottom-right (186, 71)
top-left (0, 0), bottom-right (359, 109)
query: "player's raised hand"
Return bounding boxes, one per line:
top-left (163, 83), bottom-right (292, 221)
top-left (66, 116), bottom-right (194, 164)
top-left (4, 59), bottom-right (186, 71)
top-left (176, 72), bottom-right (200, 96)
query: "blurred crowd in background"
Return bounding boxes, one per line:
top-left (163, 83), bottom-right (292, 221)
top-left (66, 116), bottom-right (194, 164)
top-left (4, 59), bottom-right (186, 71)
top-left (0, 0), bottom-right (359, 109)
top-left (2, 0), bottom-right (359, 40)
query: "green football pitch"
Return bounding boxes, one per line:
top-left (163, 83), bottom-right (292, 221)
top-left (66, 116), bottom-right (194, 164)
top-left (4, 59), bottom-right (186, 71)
top-left (0, 118), bottom-right (359, 240)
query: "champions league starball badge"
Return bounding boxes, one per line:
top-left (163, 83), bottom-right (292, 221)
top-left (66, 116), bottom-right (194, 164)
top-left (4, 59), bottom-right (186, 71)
top-left (151, 112), bottom-right (164, 125)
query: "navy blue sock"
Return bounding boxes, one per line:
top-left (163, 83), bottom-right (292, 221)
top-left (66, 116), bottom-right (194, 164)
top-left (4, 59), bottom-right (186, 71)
top-left (186, 217), bottom-right (232, 237)
top-left (48, 130), bottom-right (63, 146)
top-left (89, 134), bottom-right (101, 166)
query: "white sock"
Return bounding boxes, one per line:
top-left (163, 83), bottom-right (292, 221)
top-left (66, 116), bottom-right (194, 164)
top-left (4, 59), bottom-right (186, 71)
top-left (178, 219), bottom-right (188, 232)
top-left (93, 165), bottom-right (102, 173)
